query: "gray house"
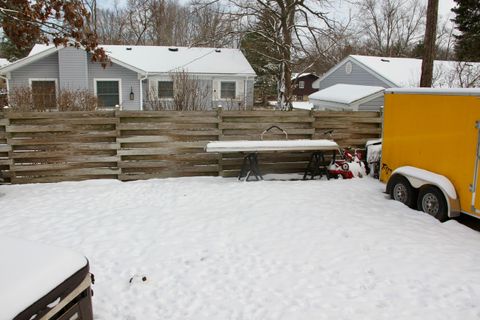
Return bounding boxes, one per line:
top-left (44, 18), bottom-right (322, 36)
top-left (0, 44), bottom-right (256, 110)
top-left (312, 55), bottom-right (480, 110)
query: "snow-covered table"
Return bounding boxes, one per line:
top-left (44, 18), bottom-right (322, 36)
top-left (205, 139), bottom-right (341, 180)
top-left (0, 236), bottom-right (93, 320)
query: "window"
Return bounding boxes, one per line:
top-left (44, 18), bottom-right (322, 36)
top-left (31, 80), bottom-right (56, 109)
top-left (221, 81), bottom-right (236, 99)
top-left (96, 80), bottom-right (120, 107)
top-left (299, 81), bottom-right (305, 89)
top-left (158, 81), bottom-right (174, 98)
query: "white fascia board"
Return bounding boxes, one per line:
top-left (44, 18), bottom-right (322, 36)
top-left (147, 72), bottom-right (255, 79)
top-left (0, 47), bottom-right (59, 74)
top-left (109, 57), bottom-right (146, 76)
top-left (351, 90), bottom-right (385, 106)
top-left (316, 56), bottom-right (352, 84)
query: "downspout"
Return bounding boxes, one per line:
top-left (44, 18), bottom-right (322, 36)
top-left (0, 74), bottom-right (9, 106)
top-left (139, 73), bottom-right (148, 111)
top-left (244, 78), bottom-right (247, 110)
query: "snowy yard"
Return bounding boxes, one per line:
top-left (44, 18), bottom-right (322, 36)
top-left (1, 177), bottom-right (480, 319)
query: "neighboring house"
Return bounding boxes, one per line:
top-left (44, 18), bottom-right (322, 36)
top-left (291, 73), bottom-right (318, 101)
top-left (311, 55), bottom-right (480, 110)
top-left (0, 44), bottom-right (256, 110)
top-left (309, 84), bottom-right (385, 111)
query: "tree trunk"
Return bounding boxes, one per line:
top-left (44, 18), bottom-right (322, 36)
top-left (420, 0), bottom-right (439, 87)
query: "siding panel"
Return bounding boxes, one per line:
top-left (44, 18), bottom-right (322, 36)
top-left (9, 53), bottom-right (59, 89)
top-left (58, 47), bottom-right (88, 90)
top-left (319, 60), bottom-right (391, 90)
top-left (88, 56), bottom-right (141, 110)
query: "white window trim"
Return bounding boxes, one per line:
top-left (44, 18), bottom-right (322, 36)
top-left (220, 80), bottom-right (237, 100)
top-left (28, 78), bottom-right (59, 97)
top-left (157, 80), bottom-right (175, 100)
top-left (299, 81), bottom-right (305, 89)
top-left (94, 78), bottom-right (122, 107)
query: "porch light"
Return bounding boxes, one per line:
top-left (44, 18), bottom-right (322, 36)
top-left (129, 87), bottom-right (134, 100)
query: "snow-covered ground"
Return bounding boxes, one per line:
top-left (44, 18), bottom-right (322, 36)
top-left (1, 177), bottom-right (480, 320)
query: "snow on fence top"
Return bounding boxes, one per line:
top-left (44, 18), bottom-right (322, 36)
top-left (0, 236), bottom-right (87, 320)
top-left (206, 139), bottom-right (340, 153)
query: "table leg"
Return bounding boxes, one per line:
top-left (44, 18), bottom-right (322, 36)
top-left (303, 152), bottom-right (326, 180)
top-left (239, 153), bottom-right (263, 181)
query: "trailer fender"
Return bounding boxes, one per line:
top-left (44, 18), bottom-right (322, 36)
top-left (387, 166), bottom-right (461, 217)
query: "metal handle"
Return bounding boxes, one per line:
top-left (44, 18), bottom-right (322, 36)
top-left (261, 125), bottom-right (288, 140)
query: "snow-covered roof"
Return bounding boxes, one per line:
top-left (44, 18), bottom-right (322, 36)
top-left (309, 84), bottom-right (385, 105)
top-left (16, 44), bottom-right (256, 76)
top-left (0, 58), bottom-right (9, 67)
top-left (349, 55), bottom-right (480, 88)
top-left (0, 236), bottom-right (87, 320)
top-left (291, 73), bottom-right (316, 80)
top-left (291, 101), bottom-right (314, 110)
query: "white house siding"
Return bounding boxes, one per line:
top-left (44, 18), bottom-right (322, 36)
top-left (58, 47), bottom-right (88, 90)
top-left (87, 57), bottom-right (141, 110)
top-left (9, 53), bottom-right (60, 89)
top-left (146, 76), bottom-right (254, 110)
top-left (319, 60), bottom-right (391, 90)
top-left (212, 77), bottom-right (254, 109)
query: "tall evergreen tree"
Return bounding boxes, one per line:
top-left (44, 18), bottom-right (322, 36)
top-left (452, 0), bottom-right (480, 61)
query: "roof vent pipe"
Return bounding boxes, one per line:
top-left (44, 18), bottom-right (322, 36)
top-left (168, 47), bottom-right (178, 52)
top-left (126, 47), bottom-right (132, 51)
top-left (215, 49), bottom-right (221, 53)
top-left (381, 59), bottom-right (390, 62)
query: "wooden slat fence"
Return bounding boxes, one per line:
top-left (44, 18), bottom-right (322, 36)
top-left (0, 109), bottom-right (382, 184)
top-left (4, 111), bottom-right (119, 184)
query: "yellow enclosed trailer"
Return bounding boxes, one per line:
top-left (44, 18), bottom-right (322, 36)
top-left (380, 88), bottom-right (480, 221)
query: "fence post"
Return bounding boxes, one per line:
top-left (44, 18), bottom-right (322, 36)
top-left (3, 107), bottom-right (14, 183)
top-left (114, 106), bottom-right (121, 181)
top-left (217, 107), bottom-right (224, 177)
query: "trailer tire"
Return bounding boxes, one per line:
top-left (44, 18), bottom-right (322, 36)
top-left (417, 186), bottom-right (448, 222)
top-left (388, 174), bottom-right (417, 208)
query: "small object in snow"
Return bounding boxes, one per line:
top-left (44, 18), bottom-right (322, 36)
top-left (129, 275), bottom-right (148, 284)
top-left (215, 49), bottom-right (221, 53)
top-left (168, 47), bottom-right (178, 52)
top-left (126, 47), bottom-right (132, 51)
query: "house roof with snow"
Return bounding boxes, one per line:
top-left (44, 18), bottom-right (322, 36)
top-left (291, 72), bottom-right (317, 80)
top-left (308, 84), bottom-right (385, 111)
top-left (0, 58), bottom-right (9, 68)
top-left (316, 55), bottom-right (480, 88)
top-left (0, 44), bottom-right (256, 76)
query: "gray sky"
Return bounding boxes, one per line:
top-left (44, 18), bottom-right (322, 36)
top-left (97, 0), bottom-right (458, 23)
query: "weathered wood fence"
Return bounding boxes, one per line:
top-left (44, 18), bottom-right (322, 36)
top-left (0, 109), bottom-right (382, 184)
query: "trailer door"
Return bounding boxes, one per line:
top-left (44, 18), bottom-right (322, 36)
top-left (471, 121), bottom-right (480, 214)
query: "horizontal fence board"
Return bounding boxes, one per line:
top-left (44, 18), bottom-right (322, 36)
top-left (5, 111), bottom-right (115, 119)
top-left (0, 145), bottom-right (11, 152)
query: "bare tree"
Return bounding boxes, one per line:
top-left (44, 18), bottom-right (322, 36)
top-left (195, 0), bottom-right (333, 110)
top-left (420, 0), bottom-right (439, 87)
top-left (145, 70), bottom-right (210, 111)
top-left (354, 0), bottom-right (426, 56)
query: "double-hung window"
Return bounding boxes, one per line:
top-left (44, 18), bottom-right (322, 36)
top-left (158, 81), bottom-right (174, 98)
top-left (31, 80), bottom-right (57, 109)
top-left (220, 81), bottom-right (236, 99)
top-left (96, 80), bottom-right (120, 107)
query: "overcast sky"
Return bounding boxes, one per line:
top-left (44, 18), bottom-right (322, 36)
top-left (97, 0), bottom-right (458, 21)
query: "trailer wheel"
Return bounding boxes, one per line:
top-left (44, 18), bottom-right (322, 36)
top-left (388, 174), bottom-right (417, 208)
top-left (417, 186), bottom-right (448, 222)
